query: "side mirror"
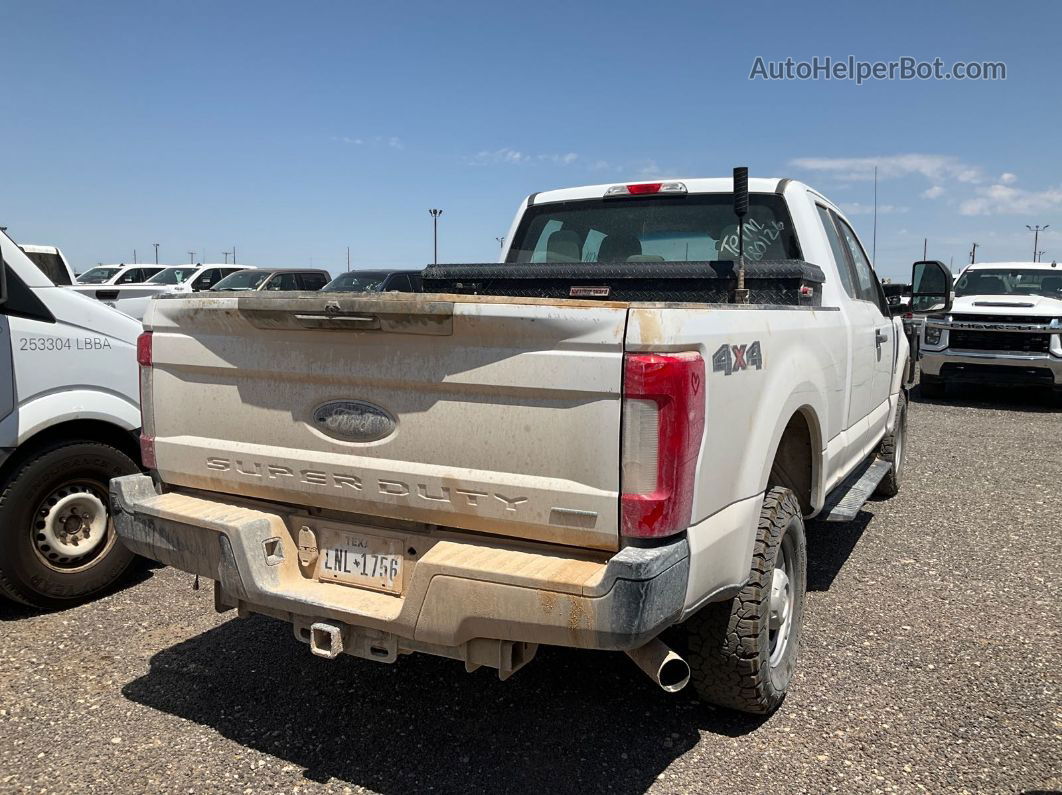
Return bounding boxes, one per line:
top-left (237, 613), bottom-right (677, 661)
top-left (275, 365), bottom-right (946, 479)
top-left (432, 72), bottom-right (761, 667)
top-left (910, 260), bottom-right (952, 314)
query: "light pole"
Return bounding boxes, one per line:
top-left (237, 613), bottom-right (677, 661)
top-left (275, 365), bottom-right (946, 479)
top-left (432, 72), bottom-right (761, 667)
top-left (1038, 249), bottom-right (1047, 262)
top-left (1027, 224), bottom-right (1049, 261)
top-left (188, 251), bottom-right (196, 264)
top-left (495, 236), bottom-right (504, 251)
top-left (969, 242), bottom-right (980, 264)
top-left (222, 251), bottom-right (231, 264)
top-left (153, 243), bottom-right (159, 264)
top-left (429, 208), bottom-right (443, 265)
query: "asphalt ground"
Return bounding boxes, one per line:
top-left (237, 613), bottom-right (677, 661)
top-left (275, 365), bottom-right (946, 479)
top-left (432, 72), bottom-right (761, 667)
top-left (1, 381), bottom-right (1060, 794)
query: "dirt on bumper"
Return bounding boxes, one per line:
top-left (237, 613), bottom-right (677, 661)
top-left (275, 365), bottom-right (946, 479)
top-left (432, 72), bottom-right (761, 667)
top-left (110, 475), bottom-right (688, 653)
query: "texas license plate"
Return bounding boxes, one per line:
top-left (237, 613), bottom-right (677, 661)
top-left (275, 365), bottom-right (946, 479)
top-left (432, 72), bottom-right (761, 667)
top-left (318, 529), bottom-right (404, 594)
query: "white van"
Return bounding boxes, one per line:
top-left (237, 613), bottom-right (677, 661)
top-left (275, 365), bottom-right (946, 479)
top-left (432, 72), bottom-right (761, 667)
top-left (0, 230), bottom-right (143, 608)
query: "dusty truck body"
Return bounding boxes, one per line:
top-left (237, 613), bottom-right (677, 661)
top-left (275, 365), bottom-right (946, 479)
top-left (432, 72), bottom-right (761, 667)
top-left (112, 176), bottom-right (949, 713)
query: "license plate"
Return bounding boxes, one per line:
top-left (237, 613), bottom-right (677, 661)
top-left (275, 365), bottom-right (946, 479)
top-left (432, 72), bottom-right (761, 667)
top-left (318, 529), bottom-right (403, 594)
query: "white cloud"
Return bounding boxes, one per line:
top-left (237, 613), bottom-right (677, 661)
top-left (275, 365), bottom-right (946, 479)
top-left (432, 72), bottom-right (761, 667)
top-left (999, 172), bottom-right (1017, 184)
top-left (789, 154), bottom-right (982, 184)
top-left (467, 148), bottom-right (580, 166)
top-left (841, 202), bottom-right (909, 215)
top-left (959, 182), bottom-right (1062, 215)
top-left (922, 185), bottom-right (945, 199)
top-left (332, 135), bottom-right (402, 150)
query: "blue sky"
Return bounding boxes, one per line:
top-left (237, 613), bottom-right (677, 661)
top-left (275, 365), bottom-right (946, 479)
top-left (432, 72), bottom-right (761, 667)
top-left (2, 0), bottom-right (1059, 280)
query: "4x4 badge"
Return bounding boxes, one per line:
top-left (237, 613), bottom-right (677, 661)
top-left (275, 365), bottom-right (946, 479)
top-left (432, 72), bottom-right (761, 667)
top-left (712, 341), bottom-right (763, 375)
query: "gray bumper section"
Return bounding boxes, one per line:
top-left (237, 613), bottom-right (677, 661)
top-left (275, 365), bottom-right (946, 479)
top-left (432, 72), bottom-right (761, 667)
top-left (110, 475), bottom-right (689, 651)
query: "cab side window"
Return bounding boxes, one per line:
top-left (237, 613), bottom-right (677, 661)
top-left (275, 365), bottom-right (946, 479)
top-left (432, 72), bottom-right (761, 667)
top-left (265, 272), bottom-right (299, 291)
top-left (833, 216), bottom-right (889, 314)
top-left (116, 268), bottom-right (141, 284)
top-left (816, 205), bottom-right (857, 300)
top-left (192, 268), bottom-right (221, 290)
top-left (298, 273), bottom-right (328, 290)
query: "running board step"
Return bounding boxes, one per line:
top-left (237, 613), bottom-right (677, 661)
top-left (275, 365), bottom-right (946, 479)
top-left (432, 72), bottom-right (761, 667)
top-left (820, 458), bottom-right (892, 522)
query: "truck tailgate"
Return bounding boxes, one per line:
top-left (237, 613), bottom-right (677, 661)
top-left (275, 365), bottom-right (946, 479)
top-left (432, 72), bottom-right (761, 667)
top-left (145, 293), bottom-right (628, 550)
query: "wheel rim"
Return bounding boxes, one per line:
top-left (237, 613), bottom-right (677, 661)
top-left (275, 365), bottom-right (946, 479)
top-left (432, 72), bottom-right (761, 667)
top-left (32, 482), bottom-right (111, 571)
top-left (768, 539), bottom-right (795, 667)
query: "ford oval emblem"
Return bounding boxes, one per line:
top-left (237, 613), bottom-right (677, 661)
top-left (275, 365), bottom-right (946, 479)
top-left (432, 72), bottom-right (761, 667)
top-left (313, 400), bottom-right (396, 443)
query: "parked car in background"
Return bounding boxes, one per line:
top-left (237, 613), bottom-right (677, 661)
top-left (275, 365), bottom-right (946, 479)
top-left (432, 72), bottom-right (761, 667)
top-left (322, 269), bottom-right (422, 293)
top-left (1, 230), bottom-right (143, 608)
top-left (71, 264), bottom-right (256, 320)
top-left (76, 264), bottom-right (165, 285)
top-left (919, 261), bottom-right (1062, 396)
top-left (211, 268), bottom-right (330, 292)
top-left (16, 244), bottom-right (76, 286)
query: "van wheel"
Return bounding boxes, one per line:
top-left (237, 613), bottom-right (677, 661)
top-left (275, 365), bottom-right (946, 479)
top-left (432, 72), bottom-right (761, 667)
top-left (875, 391), bottom-right (907, 498)
top-left (0, 441), bottom-right (138, 609)
top-left (683, 487), bottom-right (806, 715)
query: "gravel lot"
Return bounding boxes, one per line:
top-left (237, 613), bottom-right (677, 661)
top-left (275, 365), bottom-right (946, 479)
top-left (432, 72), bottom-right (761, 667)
top-left (2, 382), bottom-right (1060, 794)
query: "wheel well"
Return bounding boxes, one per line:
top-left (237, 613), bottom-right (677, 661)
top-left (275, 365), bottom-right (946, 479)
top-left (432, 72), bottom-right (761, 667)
top-left (767, 411), bottom-right (815, 515)
top-left (0, 420), bottom-right (140, 485)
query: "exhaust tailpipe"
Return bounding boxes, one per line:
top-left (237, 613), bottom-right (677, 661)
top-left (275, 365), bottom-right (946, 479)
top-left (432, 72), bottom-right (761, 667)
top-left (625, 638), bottom-right (690, 693)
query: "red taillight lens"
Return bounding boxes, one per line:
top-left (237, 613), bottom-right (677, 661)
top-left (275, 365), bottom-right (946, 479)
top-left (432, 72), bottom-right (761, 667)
top-left (139, 433), bottom-right (156, 469)
top-left (626, 182), bottom-right (662, 195)
top-left (136, 331), bottom-right (155, 469)
top-left (136, 331), bottom-right (153, 367)
top-left (621, 351), bottom-right (705, 538)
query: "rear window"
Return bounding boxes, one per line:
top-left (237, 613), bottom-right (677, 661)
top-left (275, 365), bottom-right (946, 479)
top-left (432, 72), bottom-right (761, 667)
top-left (147, 267), bottom-right (197, 285)
top-left (299, 273), bottom-right (329, 290)
top-left (212, 271), bottom-right (271, 291)
top-left (507, 194), bottom-right (801, 264)
top-left (322, 272), bottom-right (391, 292)
top-left (22, 251), bottom-right (72, 285)
top-left (77, 266), bottom-right (120, 284)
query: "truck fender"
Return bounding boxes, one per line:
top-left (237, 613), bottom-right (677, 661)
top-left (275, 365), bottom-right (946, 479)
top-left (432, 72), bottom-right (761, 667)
top-left (755, 385), bottom-right (827, 515)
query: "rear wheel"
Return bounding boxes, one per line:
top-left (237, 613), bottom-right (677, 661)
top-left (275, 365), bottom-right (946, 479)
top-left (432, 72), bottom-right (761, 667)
top-left (683, 487), bottom-right (807, 714)
top-left (0, 441), bottom-right (138, 609)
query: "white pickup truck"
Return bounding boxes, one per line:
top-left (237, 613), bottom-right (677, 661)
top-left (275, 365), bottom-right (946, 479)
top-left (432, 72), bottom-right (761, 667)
top-left (919, 261), bottom-right (1062, 397)
top-left (112, 175), bottom-right (950, 714)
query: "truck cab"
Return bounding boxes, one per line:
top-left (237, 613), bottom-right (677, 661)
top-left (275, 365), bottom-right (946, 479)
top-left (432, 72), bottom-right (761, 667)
top-left (919, 261), bottom-right (1062, 396)
top-left (0, 231), bottom-right (142, 608)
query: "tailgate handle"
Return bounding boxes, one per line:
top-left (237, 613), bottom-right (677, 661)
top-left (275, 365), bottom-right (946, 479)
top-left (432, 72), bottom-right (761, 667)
top-left (237, 296), bottom-right (454, 336)
top-left (294, 313), bottom-right (382, 330)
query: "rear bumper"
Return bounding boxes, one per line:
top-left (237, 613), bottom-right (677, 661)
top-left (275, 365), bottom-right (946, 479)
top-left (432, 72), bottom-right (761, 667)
top-left (111, 475), bottom-right (689, 654)
top-left (920, 350), bottom-right (1062, 386)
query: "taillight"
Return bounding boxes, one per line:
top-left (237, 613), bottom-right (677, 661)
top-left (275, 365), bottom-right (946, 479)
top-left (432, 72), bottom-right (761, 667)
top-left (621, 351), bottom-right (705, 538)
top-left (137, 331), bottom-right (155, 469)
top-left (605, 181), bottom-right (687, 198)
top-left (136, 331), bottom-right (153, 366)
